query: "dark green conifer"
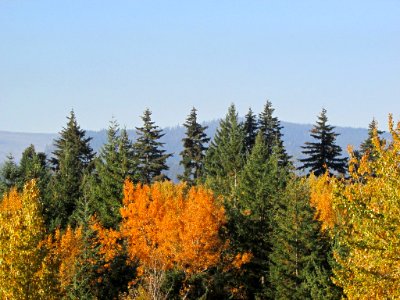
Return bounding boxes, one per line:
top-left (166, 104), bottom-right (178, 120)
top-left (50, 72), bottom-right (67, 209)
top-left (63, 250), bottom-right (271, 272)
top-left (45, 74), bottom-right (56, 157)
top-left (178, 107), bottom-right (210, 185)
top-left (298, 108), bottom-right (347, 176)
top-left (269, 178), bottom-right (341, 299)
top-left (204, 104), bottom-right (246, 198)
top-left (133, 109), bottom-right (172, 184)
top-left (0, 154), bottom-right (20, 196)
top-left (258, 100), bottom-right (291, 167)
top-left (90, 120), bottom-right (137, 228)
top-left (227, 132), bottom-right (288, 298)
top-left (359, 118), bottom-right (384, 159)
top-left (243, 107), bottom-right (258, 154)
top-left (48, 110), bottom-right (95, 229)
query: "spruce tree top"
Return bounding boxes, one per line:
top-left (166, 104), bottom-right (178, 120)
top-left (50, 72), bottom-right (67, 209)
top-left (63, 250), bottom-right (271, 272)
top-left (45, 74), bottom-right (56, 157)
top-left (179, 107), bottom-right (210, 184)
top-left (258, 100), bottom-right (291, 166)
top-left (360, 118), bottom-right (384, 156)
top-left (50, 110), bottom-right (95, 170)
top-left (134, 108), bottom-right (172, 184)
top-left (298, 108), bottom-right (346, 176)
top-left (243, 107), bottom-right (258, 154)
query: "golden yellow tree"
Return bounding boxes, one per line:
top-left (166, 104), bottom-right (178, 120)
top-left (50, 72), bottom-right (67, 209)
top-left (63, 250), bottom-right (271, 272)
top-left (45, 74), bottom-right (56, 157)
top-left (310, 115), bottom-right (400, 299)
top-left (0, 180), bottom-right (46, 299)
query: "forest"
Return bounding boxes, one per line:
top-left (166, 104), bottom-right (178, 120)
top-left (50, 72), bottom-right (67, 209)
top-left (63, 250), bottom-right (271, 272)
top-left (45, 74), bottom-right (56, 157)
top-left (0, 101), bottom-right (398, 300)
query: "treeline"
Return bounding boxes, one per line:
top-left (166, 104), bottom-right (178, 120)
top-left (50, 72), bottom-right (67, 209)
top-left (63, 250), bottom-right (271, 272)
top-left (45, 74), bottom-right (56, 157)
top-left (0, 101), bottom-right (394, 299)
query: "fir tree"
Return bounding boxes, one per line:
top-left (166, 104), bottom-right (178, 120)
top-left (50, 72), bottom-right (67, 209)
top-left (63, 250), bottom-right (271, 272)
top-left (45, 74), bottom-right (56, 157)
top-left (178, 107), bottom-right (210, 185)
top-left (48, 110), bottom-right (95, 229)
top-left (0, 154), bottom-right (20, 196)
top-left (67, 178), bottom-right (99, 299)
top-left (228, 132), bottom-right (288, 298)
top-left (258, 100), bottom-right (291, 167)
top-left (298, 108), bottom-right (346, 176)
top-left (269, 177), bottom-right (341, 299)
top-left (90, 120), bottom-right (137, 228)
top-left (243, 107), bottom-right (258, 154)
top-left (18, 144), bottom-right (50, 194)
top-left (359, 118), bottom-right (384, 159)
top-left (133, 109), bottom-right (172, 184)
top-left (204, 104), bottom-right (246, 198)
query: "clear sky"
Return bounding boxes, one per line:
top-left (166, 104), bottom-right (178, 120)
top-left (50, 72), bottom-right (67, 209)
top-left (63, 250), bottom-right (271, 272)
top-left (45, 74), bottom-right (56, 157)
top-left (1, 1), bottom-right (399, 133)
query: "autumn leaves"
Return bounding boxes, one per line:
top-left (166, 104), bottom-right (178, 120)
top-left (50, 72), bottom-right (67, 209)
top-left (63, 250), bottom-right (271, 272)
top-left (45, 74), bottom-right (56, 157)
top-left (0, 180), bottom-right (227, 299)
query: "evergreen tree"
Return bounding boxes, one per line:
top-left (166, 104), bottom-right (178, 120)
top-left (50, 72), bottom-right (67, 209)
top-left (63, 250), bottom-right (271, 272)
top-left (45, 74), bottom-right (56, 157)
top-left (258, 100), bottom-right (291, 167)
top-left (178, 107), bottom-right (210, 185)
top-left (133, 109), bottom-right (172, 184)
top-left (298, 108), bottom-right (346, 176)
top-left (359, 118), bottom-right (384, 159)
top-left (228, 132), bottom-right (288, 298)
top-left (243, 107), bottom-right (258, 154)
top-left (18, 144), bottom-right (50, 195)
top-left (48, 110), bottom-right (95, 229)
top-left (67, 178), bottom-right (99, 299)
top-left (0, 154), bottom-right (20, 196)
top-left (90, 120), bottom-right (137, 228)
top-left (269, 177), bottom-right (341, 299)
top-left (204, 104), bottom-right (246, 198)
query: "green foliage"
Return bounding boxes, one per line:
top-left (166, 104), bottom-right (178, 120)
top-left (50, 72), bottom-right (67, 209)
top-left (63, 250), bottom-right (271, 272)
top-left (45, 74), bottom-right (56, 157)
top-left (204, 104), bottom-right (246, 198)
top-left (299, 108), bottom-right (347, 176)
top-left (48, 110), bottom-right (95, 229)
top-left (258, 100), bottom-right (291, 167)
top-left (90, 120), bottom-right (137, 228)
top-left (243, 107), bottom-right (258, 154)
top-left (0, 154), bottom-right (20, 196)
top-left (178, 107), bottom-right (210, 185)
top-left (227, 132), bottom-right (288, 298)
top-left (133, 109), bottom-right (172, 184)
top-left (269, 178), bottom-right (341, 299)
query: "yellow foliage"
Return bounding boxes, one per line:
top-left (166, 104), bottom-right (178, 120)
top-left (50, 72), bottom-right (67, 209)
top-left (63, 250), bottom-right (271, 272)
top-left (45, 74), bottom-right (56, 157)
top-left (0, 180), bottom-right (46, 299)
top-left (310, 116), bottom-right (400, 299)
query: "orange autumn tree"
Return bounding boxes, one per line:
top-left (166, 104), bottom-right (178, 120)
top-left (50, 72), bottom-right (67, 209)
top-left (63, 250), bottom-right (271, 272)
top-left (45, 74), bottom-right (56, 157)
top-left (310, 115), bottom-right (400, 299)
top-left (100, 180), bottom-right (226, 299)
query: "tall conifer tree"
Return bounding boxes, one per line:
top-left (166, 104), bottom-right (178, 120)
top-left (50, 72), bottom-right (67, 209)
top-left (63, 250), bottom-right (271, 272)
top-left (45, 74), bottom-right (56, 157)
top-left (90, 120), bottom-right (137, 228)
top-left (133, 109), bottom-right (172, 184)
top-left (178, 107), bottom-right (210, 185)
top-left (258, 100), bottom-right (291, 167)
top-left (359, 118), bottom-right (384, 158)
top-left (243, 107), bottom-right (258, 154)
top-left (298, 109), bottom-right (346, 176)
top-left (228, 132), bottom-right (287, 298)
top-left (269, 178), bottom-right (341, 299)
top-left (48, 110), bottom-right (95, 229)
top-left (204, 104), bottom-right (246, 198)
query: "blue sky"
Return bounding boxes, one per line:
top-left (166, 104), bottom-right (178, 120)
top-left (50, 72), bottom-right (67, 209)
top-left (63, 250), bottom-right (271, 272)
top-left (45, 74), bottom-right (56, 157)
top-left (1, 1), bottom-right (399, 133)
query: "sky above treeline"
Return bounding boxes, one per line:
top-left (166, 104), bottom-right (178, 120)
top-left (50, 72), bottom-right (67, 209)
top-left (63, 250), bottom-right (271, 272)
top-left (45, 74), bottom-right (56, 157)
top-left (1, 1), bottom-right (399, 133)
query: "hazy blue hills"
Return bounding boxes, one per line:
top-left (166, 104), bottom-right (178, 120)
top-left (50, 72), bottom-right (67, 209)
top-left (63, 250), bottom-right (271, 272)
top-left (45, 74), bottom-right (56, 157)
top-left (0, 120), bottom-right (388, 180)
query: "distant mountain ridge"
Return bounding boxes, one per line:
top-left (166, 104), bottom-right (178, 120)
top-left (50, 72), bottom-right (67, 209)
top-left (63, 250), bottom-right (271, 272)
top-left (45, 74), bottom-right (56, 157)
top-left (0, 120), bottom-right (387, 180)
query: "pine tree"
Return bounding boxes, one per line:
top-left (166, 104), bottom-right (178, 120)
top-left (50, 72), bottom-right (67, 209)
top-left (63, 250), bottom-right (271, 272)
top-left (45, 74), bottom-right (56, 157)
top-left (133, 109), bottom-right (172, 184)
top-left (269, 177), bottom-right (341, 299)
top-left (18, 145), bottom-right (51, 197)
top-left (227, 132), bottom-right (288, 298)
top-left (359, 118), bottom-right (384, 159)
top-left (298, 108), bottom-right (347, 176)
top-left (67, 180), bottom-right (99, 300)
top-left (258, 100), bottom-right (291, 167)
top-left (90, 120), bottom-right (137, 228)
top-left (243, 107), bottom-right (258, 154)
top-left (48, 110), bottom-right (95, 229)
top-left (178, 107), bottom-right (210, 185)
top-left (204, 104), bottom-right (246, 198)
top-left (0, 154), bottom-right (20, 196)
